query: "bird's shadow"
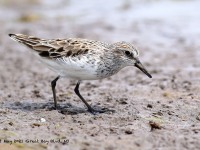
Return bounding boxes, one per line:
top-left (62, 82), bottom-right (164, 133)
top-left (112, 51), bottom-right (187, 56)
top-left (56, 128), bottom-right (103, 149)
top-left (3, 101), bottom-right (114, 115)
top-left (3, 101), bottom-right (89, 115)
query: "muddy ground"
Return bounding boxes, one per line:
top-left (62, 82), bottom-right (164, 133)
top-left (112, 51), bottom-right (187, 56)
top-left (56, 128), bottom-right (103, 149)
top-left (0, 0), bottom-right (200, 150)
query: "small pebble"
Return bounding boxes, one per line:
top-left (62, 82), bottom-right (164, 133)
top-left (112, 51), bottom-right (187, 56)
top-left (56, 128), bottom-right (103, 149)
top-left (149, 121), bottom-right (161, 131)
top-left (40, 118), bottom-right (46, 123)
top-left (147, 104), bottom-right (153, 108)
top-left (8, 122), bottom-right (13, 126)
top-left (196, 113), bottom-right (200, 121)
top-left (125, 130), bottom-right (133, 134)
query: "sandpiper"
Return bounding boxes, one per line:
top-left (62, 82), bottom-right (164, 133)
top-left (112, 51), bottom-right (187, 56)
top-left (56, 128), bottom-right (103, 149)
top-left (9, 33), bottom-right (152, 114)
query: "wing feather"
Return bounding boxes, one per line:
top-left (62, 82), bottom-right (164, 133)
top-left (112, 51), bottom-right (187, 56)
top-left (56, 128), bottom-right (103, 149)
top-left (9, 33), bottom-right (107, 59)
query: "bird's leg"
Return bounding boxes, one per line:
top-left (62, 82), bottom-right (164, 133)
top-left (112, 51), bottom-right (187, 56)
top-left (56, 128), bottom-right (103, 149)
top-left (51, 76), bottom-right (60, 109)
top-left (74, 81), bottom-right (108, 114)
top-left (74, 81), bottom-right (94, 113)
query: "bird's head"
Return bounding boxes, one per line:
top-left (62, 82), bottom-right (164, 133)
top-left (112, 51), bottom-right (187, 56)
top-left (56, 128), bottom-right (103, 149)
top-left (111, 41), bottom-right (152, 78)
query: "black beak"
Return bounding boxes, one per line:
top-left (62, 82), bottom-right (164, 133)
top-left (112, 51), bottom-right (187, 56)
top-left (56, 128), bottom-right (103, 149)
top-left (135, 59), bottom-right (152, 78)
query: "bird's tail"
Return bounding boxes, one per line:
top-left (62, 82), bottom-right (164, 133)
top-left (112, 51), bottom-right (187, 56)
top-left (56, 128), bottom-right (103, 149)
top-left (8, 33), bottom-right (43, 49)
top-left (8, 33), bottom-right (53, 53)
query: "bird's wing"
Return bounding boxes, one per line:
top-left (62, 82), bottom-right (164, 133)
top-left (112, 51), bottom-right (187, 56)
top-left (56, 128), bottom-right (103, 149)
top-left (9, 33), bottom-right (105, 59)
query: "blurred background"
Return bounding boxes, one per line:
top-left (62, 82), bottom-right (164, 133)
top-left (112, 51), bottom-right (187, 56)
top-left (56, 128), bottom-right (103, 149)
top-left (1, 0), bottom-right (199, 43)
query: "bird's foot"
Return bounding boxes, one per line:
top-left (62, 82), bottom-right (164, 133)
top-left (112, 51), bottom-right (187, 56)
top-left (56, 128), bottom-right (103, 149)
top-left (88, 107), bottom-right (115, 115)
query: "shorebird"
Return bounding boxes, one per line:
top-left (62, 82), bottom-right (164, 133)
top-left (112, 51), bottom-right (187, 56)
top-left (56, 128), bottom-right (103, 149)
top-left (9, 33), bottom-right (152, 114)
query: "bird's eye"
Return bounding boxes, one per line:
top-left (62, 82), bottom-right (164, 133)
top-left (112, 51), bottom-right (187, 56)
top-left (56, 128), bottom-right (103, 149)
top-left (125, 51), bottom-right (132, 56)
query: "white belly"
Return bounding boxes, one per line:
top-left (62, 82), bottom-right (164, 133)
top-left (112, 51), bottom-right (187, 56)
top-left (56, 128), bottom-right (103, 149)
top-left (39, 57), bottom-right (99, 80)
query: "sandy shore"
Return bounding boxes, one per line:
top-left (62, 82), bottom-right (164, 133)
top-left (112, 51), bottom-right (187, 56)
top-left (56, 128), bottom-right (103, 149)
top-left (0, 0), bottom-right (200, 149)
